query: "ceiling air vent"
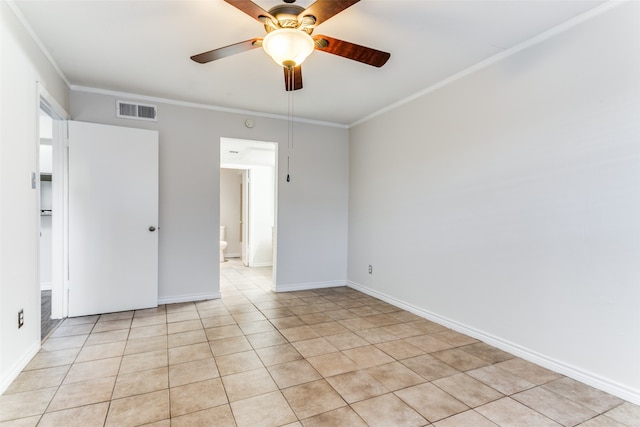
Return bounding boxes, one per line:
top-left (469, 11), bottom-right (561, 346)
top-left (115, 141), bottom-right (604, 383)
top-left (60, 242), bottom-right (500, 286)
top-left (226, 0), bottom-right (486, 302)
top-left (116, 100), bottom-right (157, 121)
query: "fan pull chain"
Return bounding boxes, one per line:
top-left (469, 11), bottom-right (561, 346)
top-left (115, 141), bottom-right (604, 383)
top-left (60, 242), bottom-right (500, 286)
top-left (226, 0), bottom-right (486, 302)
top-left (286, 65), bottom-right (294, 183)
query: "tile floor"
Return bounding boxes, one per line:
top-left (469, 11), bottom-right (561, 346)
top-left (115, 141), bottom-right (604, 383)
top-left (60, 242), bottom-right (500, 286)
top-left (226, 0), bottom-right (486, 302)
top-left (41, 290), bottom-right (63, 340)
top-left (1, 259), bottom-right (639, 426)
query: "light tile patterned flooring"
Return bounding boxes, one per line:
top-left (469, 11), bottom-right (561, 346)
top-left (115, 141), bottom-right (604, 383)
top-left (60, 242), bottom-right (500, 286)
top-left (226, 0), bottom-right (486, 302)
top-left (1, 259), bottom-right (639, 426)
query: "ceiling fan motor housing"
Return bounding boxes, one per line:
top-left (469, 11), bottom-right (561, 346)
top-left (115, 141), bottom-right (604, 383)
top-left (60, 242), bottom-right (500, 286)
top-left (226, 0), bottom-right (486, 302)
top-left (263, 4), bottom-right (315, 34)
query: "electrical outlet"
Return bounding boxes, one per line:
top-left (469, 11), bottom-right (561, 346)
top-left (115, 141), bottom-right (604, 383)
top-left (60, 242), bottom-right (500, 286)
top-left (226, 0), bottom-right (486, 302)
top-left (18, 309), bottom-right (24, 328)
top-left (368, 265), bottom-right (373, 274)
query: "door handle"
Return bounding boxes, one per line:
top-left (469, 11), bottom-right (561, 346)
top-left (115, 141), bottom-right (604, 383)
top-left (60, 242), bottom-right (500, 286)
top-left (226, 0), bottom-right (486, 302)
top-left (149, 226), bottom-right (156, 232)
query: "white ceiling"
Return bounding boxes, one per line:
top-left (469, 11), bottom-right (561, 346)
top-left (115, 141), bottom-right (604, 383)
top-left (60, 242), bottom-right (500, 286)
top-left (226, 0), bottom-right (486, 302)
top-left (13, 0), bottom-right (605, 125)
top-left (221, 137), bottom-right (276, 167)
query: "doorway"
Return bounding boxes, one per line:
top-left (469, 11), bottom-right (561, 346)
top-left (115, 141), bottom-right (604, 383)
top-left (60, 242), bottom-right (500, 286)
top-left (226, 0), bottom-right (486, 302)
top-left (38, 109), bottom-right (60, 338)
top-left (220, 138), bottom-right (277, 288)
top-left (38, 91), bottom-right (69, 339)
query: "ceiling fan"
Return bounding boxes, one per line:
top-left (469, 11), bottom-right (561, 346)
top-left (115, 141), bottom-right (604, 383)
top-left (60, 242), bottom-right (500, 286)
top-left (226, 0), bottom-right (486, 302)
top-left (190, 0), bottom-right (391, 91)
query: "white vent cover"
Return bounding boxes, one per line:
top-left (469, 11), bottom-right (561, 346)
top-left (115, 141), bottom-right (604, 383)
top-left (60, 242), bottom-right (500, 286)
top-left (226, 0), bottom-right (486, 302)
top-left (116, 100), bottom-right (157, 121)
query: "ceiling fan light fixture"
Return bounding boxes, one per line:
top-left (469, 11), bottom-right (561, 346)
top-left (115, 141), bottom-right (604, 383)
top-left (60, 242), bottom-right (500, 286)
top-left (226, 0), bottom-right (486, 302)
top-left (262, 28), bottom-right (315, 67)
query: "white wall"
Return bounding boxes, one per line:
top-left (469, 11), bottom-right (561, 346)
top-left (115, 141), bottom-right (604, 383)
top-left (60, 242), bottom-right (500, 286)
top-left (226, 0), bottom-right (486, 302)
top-left (1, 0), bottom-right (69, 392)
top-left (348, 2), bottom-right (640, 403)
top-left (70, 90), bottom-right (349, 298)
top-left (220, 168), bottom-right (242, 257)
top-left (38, 143), bottom-right (52, 173)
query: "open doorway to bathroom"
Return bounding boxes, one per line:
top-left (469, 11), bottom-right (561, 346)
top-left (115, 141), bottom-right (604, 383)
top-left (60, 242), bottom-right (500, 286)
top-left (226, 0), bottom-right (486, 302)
top-left (220, 138), bottom-right (277, 291)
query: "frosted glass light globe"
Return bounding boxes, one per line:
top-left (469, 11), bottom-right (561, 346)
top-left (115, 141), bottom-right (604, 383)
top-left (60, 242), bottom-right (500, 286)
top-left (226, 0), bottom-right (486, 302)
top-left (262, 28), bottom-right (315, 67)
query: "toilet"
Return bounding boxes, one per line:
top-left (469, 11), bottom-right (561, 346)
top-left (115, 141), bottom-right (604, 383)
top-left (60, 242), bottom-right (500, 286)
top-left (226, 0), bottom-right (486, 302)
top-left (219, 226), bottom-right (228, 262)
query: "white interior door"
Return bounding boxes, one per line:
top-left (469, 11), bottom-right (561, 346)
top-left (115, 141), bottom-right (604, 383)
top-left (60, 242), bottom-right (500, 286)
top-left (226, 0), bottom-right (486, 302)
top-left (68, 121), bottom-right (158, 317)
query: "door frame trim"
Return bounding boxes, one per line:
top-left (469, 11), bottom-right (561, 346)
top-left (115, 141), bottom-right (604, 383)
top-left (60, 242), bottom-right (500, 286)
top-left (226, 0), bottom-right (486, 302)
top-left (37, 83), bottom-right (70, 320)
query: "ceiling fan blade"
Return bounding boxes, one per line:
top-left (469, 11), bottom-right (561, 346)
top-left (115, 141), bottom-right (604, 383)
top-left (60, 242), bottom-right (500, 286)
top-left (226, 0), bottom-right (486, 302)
top-left (313, 35), bottom-right (390, 67)
top-left (284, 65), bottom-right (303, 91)
top-left (300, 0), bottom-right (360, 26)
top-left (223, 0), bottom-right (275, 23)
top-left (190, 38), bottom-right (262, 64)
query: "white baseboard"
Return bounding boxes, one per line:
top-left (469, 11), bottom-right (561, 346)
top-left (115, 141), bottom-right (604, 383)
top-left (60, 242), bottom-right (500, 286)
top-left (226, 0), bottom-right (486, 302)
top-left (251, 262), bottom-right (273, 268)
top-left (158, 291), bottom-right (221, 305)
top-left (347, 280), bottom-right (640, 405)
top-left (0, 340), bottom-right (40, 395)
top-left (275, 280), bottom-right (347, 293)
